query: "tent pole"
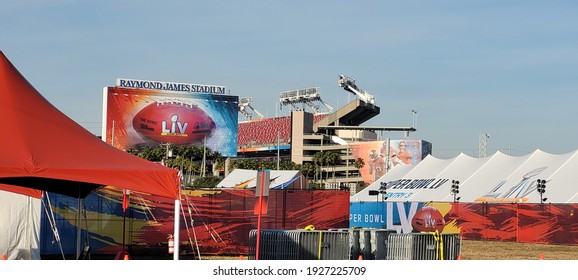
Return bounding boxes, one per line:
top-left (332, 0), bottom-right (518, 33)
top-left (76, 197), bottom-right (82, 259)
top-left (122, 204), bottom-right (126, 252)
top-left (173, 198), bottom-right (180, 260)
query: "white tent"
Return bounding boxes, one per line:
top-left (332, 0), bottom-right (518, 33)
top-left (0, 191), bottom-right (41, 260)
top-left (353, 149), bottom-right (578, 204)
top-left (217, 169), bottom-right (307, 190)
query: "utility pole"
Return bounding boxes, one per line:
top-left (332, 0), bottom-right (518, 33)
top-left (277, 131), bottom-right (280, 170)
top-left (201, 137), bottom-right (206, 177)
top-left (161, 142), bottom-right (173, 166)
top-left (479, 132), bottom-right (490, 158)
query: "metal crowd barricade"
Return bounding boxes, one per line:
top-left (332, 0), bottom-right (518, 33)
top-left (372, 229), bottom-right (397, 260)
top-left (359, 229), bottom-right (373, 260)
top-left (247, 229), bottom-right (301, 260)
top-left (248, 229), bottom-right (350, 260)
top-left (386, 232), bottom-right (461, 260)
top-left (248, 229), bottom-right (461, 260)
top-left (349, 228), bottom-right (361, 260)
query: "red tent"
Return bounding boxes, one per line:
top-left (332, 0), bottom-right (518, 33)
top-left (0, 51), bottom-right (180, 200)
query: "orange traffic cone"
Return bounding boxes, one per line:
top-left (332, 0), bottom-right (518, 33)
top-left (539, 254), bottom-right (544, 260)
top-left (123, 254), bottom-right (129, 260)
top-left (457, 254), bottom-right (463, 260)
top-left (357, 255), bottom-right (363, 260)
top-left (239, 255), bottom-right (244, 260)
top-left (1, 253), bottom-right (7, 260)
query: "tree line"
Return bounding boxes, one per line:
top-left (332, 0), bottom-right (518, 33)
top-left (126, 144), bottom-right (365, 189)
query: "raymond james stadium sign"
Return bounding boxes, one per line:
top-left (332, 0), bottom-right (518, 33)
top-left (116, 78), bottom-right (226, 94)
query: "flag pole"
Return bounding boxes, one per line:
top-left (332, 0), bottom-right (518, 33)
top-left (255, 170), bottom-right (265, 260)
top-left (122, 189), bottom-right (129, 252)
top-left (173, 197), bottom-right (180, 260)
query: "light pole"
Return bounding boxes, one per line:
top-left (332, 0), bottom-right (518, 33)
top-left (368, 182), bottom-right (388, 202)
top-left (536, 179), bottom-right (547, 204)
top-left (411, 110), bottom-right (417, 130)
top-left (162, 143), bottom-right (173, 166)
top-left (451, 180), bottom-right (461, 203)
top-left (379, 181), bottom-right (388, 201)
top-left (369, 190), bottom-right (380, 202)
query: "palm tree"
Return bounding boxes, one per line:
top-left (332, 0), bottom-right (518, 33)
top-left (353, 157), bottom-right (366, 192)
top-left (325, 151), bottom-right (341, 183)
top-left (354, 157), bottom-right (365, 170)
top-left (312, 151), bottom-right (326, 184)
top-left (300, 162), bottom-right (315, 181)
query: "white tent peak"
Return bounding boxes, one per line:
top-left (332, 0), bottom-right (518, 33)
top-left (217, 169), bottom-right (307, 190)
top-left (353, 148), bottom-right (578, 204)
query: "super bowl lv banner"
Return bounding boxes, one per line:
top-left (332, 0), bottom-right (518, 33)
top-left (102, 85), bottom-right (238, 157)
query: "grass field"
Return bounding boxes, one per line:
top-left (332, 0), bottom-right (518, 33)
top-left (460, 240), bottom-right (578, 260)
top-left (204, 240), bottom-right (578, 260)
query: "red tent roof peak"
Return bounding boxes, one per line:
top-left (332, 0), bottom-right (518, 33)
top-left (0, 51), bottom-right (180, 199)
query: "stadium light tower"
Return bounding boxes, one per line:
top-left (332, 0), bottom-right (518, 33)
top-left (338, 74), bottom-right (375, 105)
top-left (238, 97), bottom-right (265, 120)
top-left (279, 87), bottom-right (334, 114)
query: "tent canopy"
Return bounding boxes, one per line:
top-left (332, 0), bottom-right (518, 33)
top-left (0, 184), bottom-right (42, 199)
top-left (354, 149), bottom-right (578, 204)
top-left (0, 51), bottom-right (180, 199)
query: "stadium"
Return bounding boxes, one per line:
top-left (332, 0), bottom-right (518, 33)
top-left (1, 50), bottom-right (577, 260)
top-left (236, 75), bottom-right (427, 191)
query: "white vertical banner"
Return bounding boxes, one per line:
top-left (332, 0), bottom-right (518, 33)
top-left (173, 198), bottom-right (180, 260)
top-left (255, 170), bottom-right (270, 197)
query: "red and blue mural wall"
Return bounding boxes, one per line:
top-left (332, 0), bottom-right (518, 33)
top-left (40, 188), bottom-right (350, 258)
top-left (349, 201), bottom-right (578, 245)
top-left (40, 190), bottom-right (578, 259)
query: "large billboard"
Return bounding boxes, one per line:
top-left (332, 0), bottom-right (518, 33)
top-left (102, 82), bottom-right (239, 157)
top-left (349, 139), bottom-right (432, 184)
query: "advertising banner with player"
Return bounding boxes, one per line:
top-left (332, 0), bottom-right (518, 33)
top-left (349, 139), bottom-right (432, 185)
top-left (102, 85), bottom-right (239, 157)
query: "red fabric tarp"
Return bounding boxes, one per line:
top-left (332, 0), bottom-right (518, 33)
top-left (0, 51), bottom-right (180, 200)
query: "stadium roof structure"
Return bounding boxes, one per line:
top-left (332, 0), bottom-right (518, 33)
top-left (353, 149), bottom-right (578, 204)
top-left (316, 125), bottom-right (416, 133)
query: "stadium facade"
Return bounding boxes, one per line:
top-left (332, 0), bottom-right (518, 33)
top-left (237, 97), bottom-right (431, 192)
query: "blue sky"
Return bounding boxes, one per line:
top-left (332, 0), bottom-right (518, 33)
top-left (2, 1), bottom-right (578, 159)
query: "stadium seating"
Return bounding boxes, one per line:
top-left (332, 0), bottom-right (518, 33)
top-left (238, 114), bottom-right (328, 147)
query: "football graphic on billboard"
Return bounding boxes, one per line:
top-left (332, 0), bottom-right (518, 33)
top-left (411, 206), bottom-right (446, 233)
top-left (132, 102), bottom-right (215, 145)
